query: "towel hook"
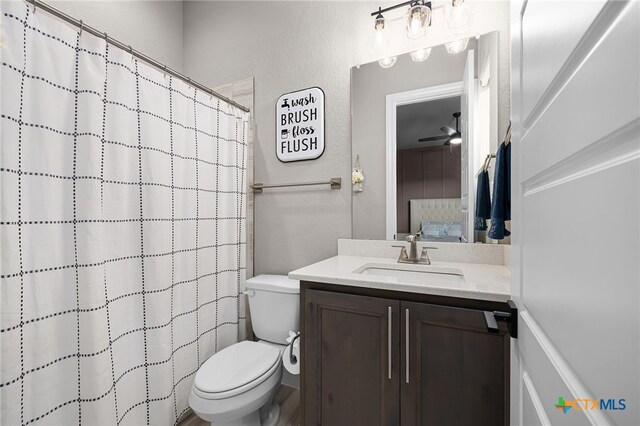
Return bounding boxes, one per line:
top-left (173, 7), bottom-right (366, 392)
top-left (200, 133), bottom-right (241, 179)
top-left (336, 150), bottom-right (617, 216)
top-left (504, 121), bottom-right (512, 145)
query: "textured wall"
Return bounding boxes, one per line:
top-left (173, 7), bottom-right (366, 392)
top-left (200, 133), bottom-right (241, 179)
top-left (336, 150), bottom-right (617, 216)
top-left (184, 1), bottom-right (376, 275)
top-left (183, 1), bottom-right (511, 274)
top-left (48, 1), bottom-right (184, 71)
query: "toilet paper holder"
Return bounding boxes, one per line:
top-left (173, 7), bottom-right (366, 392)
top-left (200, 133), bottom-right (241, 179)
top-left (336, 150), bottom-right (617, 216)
top-left (287, 332), bottom-right (301, 365)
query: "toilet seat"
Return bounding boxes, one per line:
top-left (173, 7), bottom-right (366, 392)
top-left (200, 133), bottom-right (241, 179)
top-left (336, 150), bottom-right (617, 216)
top-left (193, 341), bottom-right (281, 400)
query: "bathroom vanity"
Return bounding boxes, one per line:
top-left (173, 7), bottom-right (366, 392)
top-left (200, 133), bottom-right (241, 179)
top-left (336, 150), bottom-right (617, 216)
top-left (289, 240), bottom-right (514, 426)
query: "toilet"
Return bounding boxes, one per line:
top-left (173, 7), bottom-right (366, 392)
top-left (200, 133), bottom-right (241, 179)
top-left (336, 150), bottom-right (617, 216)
top-left (189, 275), bottom-right (300, 426)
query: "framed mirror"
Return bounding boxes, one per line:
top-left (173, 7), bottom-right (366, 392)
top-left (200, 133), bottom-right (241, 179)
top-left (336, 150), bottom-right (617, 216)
top-left (351, 31), bottom-right (510, 243)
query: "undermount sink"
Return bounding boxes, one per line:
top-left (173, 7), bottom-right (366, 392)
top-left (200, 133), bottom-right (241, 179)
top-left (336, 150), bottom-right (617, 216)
top-left (353, 263), bottom-right (464, 286)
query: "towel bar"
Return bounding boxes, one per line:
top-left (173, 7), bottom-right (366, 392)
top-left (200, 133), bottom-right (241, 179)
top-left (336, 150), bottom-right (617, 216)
top-left (251, 177), bottom-right (341, 193)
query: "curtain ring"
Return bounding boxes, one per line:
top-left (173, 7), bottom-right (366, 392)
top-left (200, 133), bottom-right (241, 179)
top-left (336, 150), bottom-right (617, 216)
top-left (163, 65), bottom-right (167, 77)
top-left (103, 32), bottom-right (108, 42)
top-left (79, 20), bottom-right (84, 36)
top-left (32, 0), bottom-right (37, 13)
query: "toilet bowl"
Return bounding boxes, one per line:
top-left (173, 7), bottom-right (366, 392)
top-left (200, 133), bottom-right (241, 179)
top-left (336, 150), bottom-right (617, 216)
top-left (189, 275), bottom-right (299, 426)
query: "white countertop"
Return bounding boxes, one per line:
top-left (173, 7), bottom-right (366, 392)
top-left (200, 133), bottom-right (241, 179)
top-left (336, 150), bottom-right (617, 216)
top-left (289, 255), bottom-right (511, 302)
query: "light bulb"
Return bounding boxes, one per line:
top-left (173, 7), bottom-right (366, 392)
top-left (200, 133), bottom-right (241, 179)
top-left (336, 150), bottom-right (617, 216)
top-left (410, 12), bottom-right (421, 34)
top-left (445, 37), bottom-right (469, 54)
top-left (410, 48), bottom-right (431, 62)
top-left (378, 56), bottom-right (397, 69)
top-left (405, 3), bottom-right (430, 40)
top-left (450, 133), bottom-right (462, 144)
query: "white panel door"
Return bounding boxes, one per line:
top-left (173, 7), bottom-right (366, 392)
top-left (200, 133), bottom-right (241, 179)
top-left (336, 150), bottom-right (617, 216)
top-left (511, 1), bottom-right (639, 426)
top-left (460, 49), bottom-right (475, 243)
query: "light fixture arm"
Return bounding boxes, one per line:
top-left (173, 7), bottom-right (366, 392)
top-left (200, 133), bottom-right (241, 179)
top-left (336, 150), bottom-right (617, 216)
top-left (370, 0), bottom-right (431, 17)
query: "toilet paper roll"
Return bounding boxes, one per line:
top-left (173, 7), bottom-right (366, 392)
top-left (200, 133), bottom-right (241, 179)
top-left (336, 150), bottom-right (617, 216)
top-left (283, 340), bottom-right (300, 375)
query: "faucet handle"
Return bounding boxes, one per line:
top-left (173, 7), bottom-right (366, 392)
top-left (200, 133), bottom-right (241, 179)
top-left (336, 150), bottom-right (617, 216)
top-left (420, 246), bottom-right (438, 255)
top-left (419, 246), bottom-right (438, 264)
top-left (391, 245), bottom-right (409, 261)
top-left (405, 235), bottom-right (416, 242)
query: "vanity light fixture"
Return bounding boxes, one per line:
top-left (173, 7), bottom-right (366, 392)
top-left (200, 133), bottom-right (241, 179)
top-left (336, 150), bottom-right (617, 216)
top-left (410, 47), bottom-right (431, 62)
top-left (370, 1), bottom-right (432, 41)
top-left (445, 37), bottom-right (469, 54)
top-left (378, 56), bottom-right (398, 68)
top-left (446, 0), bottom-right (470, 29)
top-left (375, 9), bottom-right (385, 32)
top-left (370, 0), bottom-right (471, 66)
top-left (406, 1), bottom-right (431, 40)
top-left (372, 8), bottom-right (388, 49)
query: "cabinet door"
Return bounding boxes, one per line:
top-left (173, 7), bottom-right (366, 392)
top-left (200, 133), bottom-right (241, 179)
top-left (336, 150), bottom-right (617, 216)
top-left (304, 289), bottom-right (400, 426)
top-left (401, 301), bottom-right (509, 426)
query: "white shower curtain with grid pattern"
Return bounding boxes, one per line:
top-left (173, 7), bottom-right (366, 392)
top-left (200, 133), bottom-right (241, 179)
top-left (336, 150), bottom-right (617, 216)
top-left (0, 2), bottom-right (248, 425)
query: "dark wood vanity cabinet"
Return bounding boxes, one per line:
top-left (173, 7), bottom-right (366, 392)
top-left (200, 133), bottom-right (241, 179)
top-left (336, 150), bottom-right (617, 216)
top-left (302, 283), bottom-right (510, 426)
top-left (303, 290), bottom-right (400, 426)
top-left (401, 301), bottom-right (509, 426)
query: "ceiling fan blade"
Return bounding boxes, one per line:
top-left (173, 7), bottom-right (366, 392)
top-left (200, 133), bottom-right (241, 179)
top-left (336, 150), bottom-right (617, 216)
top-left (440, 126), bottom-right (456, 136)
top-left (444, 138), bottom-right (451, 146)
top-left (418, 135), bottom-right (449, 142)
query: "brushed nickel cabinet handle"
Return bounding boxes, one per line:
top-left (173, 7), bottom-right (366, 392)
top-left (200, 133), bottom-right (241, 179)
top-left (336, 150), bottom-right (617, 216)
top-left (406, 308), bottom-right (410, 384)
top-left (388, 306), bottom-right (392, 379)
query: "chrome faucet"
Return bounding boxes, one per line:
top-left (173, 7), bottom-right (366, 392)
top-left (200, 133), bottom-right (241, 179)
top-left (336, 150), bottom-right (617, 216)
top-left (392, 235), bottom-right (437, 265)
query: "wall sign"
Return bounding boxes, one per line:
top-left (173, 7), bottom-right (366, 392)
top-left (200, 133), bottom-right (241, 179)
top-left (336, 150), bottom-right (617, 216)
top-left (276, 87), bottom-right (325, 162)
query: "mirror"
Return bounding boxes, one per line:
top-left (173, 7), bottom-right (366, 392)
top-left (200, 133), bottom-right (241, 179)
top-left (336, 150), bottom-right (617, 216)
top-left (351, 31), bottom-right (510, 244)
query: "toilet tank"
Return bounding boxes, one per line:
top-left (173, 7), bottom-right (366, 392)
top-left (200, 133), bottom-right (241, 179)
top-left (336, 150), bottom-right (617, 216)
top-left (245, 275), bottom-right (299, 345)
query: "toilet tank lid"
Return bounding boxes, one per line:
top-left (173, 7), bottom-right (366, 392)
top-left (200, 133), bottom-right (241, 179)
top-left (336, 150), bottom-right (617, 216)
top-left (246, 274), bottom-right (299, 294)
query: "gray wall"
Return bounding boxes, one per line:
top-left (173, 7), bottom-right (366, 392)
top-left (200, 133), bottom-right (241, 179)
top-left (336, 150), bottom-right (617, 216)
top-left (351, 45), bottom-right (475, 239)
top-left (50, 1), bottom-right (184, 71)
top-left (184, 1), bottom-right (377, 275)
top-left (182, 1), bottom-right (510, 274)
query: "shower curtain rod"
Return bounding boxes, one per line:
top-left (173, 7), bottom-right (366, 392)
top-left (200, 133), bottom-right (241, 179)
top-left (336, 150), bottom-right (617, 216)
top-left (25, 0), bottom-right (251, 113)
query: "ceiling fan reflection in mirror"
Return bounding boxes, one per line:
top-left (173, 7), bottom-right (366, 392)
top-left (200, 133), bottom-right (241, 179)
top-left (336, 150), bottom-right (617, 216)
top-left (418, 112), bottom-right (462, 146)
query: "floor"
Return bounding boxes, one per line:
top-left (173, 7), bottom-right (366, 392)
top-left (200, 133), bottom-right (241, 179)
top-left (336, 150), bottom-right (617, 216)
top-left (179, 385), bottom-right (300, 426)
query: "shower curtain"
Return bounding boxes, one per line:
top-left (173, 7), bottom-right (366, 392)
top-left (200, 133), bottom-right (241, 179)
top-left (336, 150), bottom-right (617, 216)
top-left (0, 2), bottom-right (248, 425)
